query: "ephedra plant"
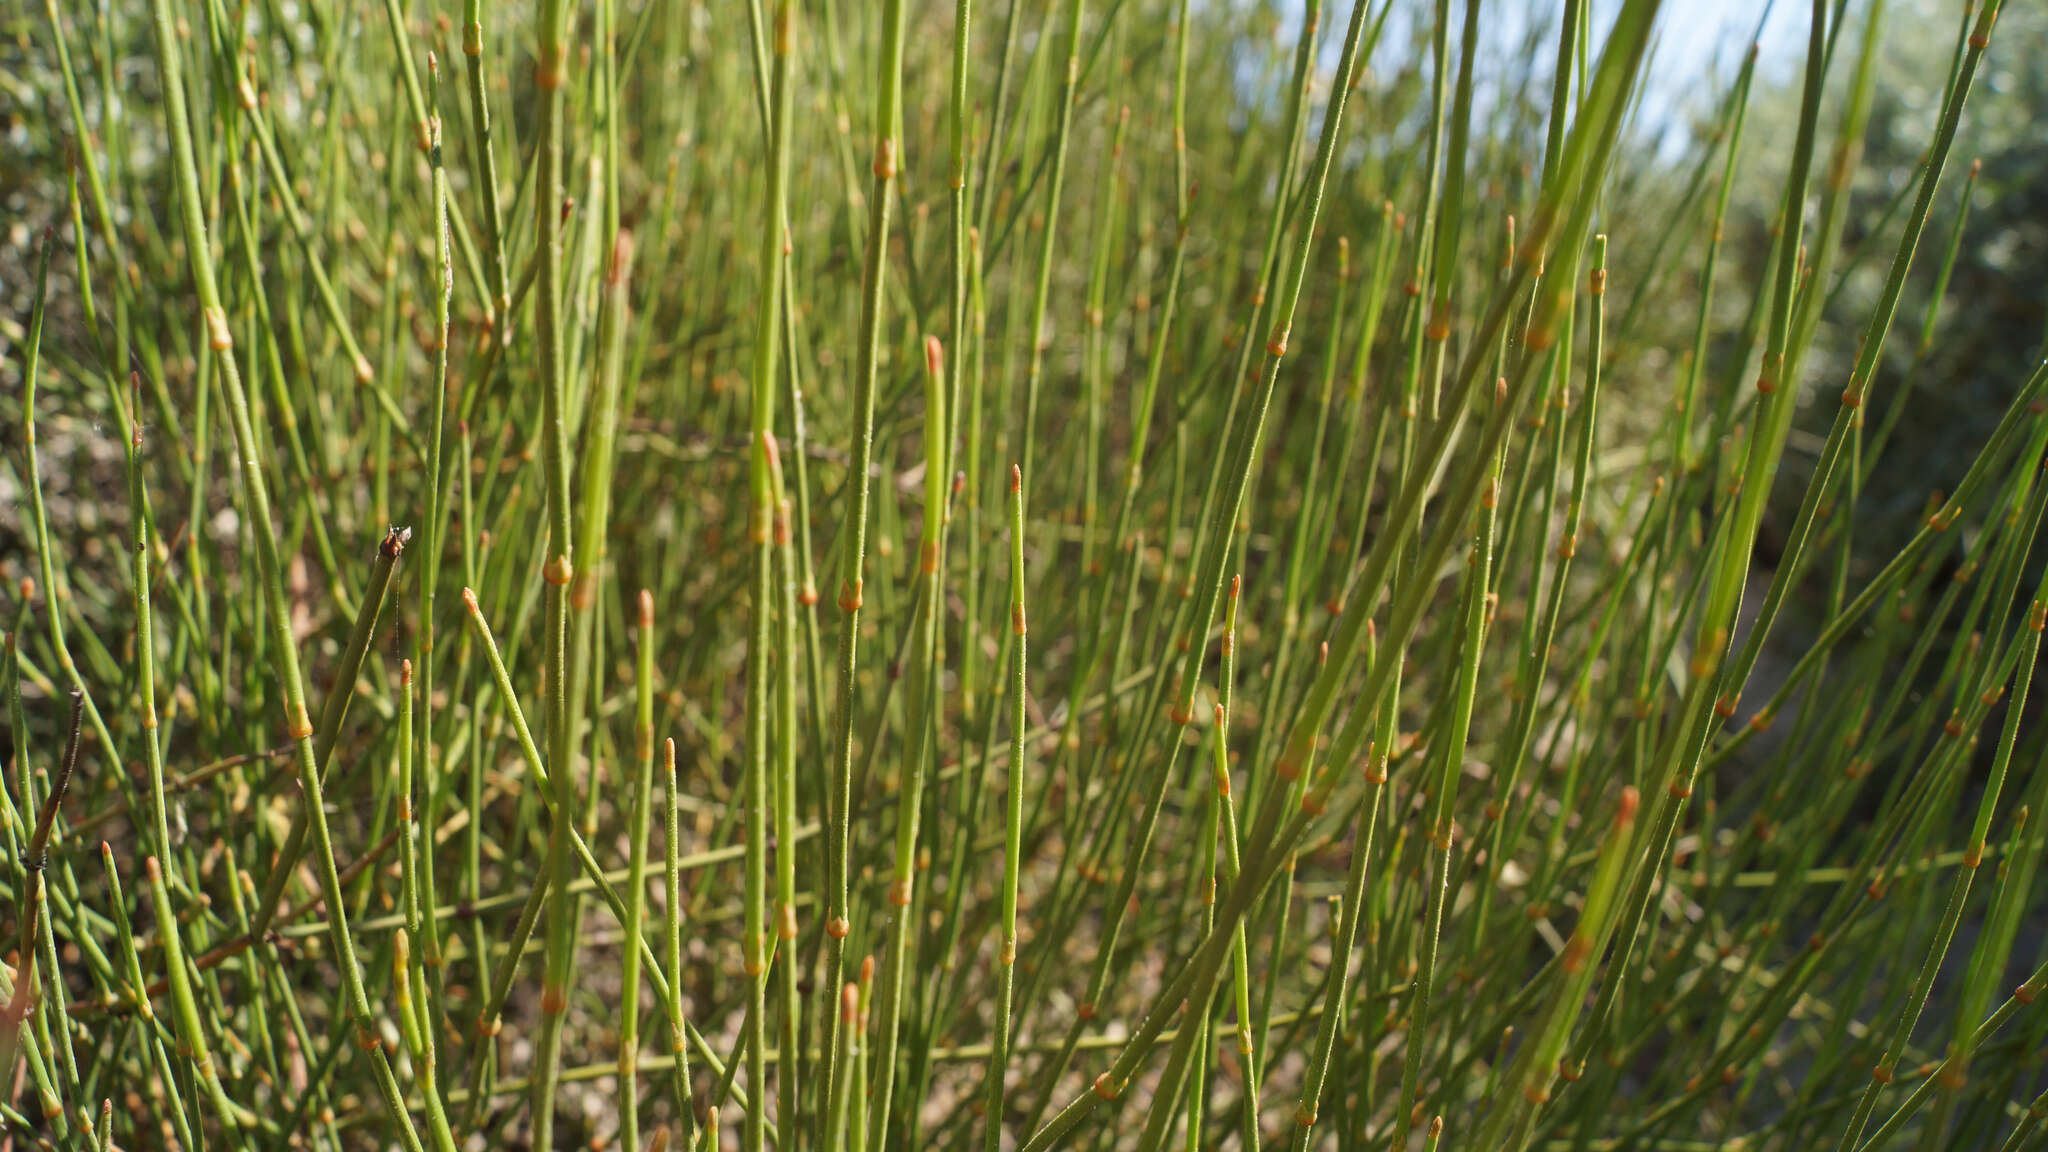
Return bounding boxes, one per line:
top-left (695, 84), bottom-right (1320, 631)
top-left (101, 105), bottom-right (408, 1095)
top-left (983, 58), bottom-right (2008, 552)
top-left (4, 0), bottom-right (2047, 1146)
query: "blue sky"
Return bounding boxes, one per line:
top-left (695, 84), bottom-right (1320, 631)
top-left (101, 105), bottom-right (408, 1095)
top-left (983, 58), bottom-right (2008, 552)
top-left (1647, 0), bottom-right (1807, 113)
top-left (1302, 0), bottom-right (1823, 154)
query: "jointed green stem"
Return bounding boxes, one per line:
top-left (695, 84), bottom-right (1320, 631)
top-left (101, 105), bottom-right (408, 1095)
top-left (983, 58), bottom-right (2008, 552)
top-left (980, 465), bottom-right (1029, 1151)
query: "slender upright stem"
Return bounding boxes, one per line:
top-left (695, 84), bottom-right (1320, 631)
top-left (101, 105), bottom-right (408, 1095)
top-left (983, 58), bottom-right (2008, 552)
top-left (818, 0), bottom-right (908, 1137)
top-left (142, 0), bottom-right (424, 1140)
top-left (981, 465), bottom-right (1029, 1150)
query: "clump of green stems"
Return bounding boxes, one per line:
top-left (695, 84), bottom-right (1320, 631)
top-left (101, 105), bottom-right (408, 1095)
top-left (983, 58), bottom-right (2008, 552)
top-left (6, 0), bottom-right (2047, 1147)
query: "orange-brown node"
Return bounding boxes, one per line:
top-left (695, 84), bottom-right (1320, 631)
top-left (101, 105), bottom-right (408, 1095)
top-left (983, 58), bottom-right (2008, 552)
top-left (202, 306), bottom-right (235, 352)
top-left (287, 704), bottom-right (314, 742)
